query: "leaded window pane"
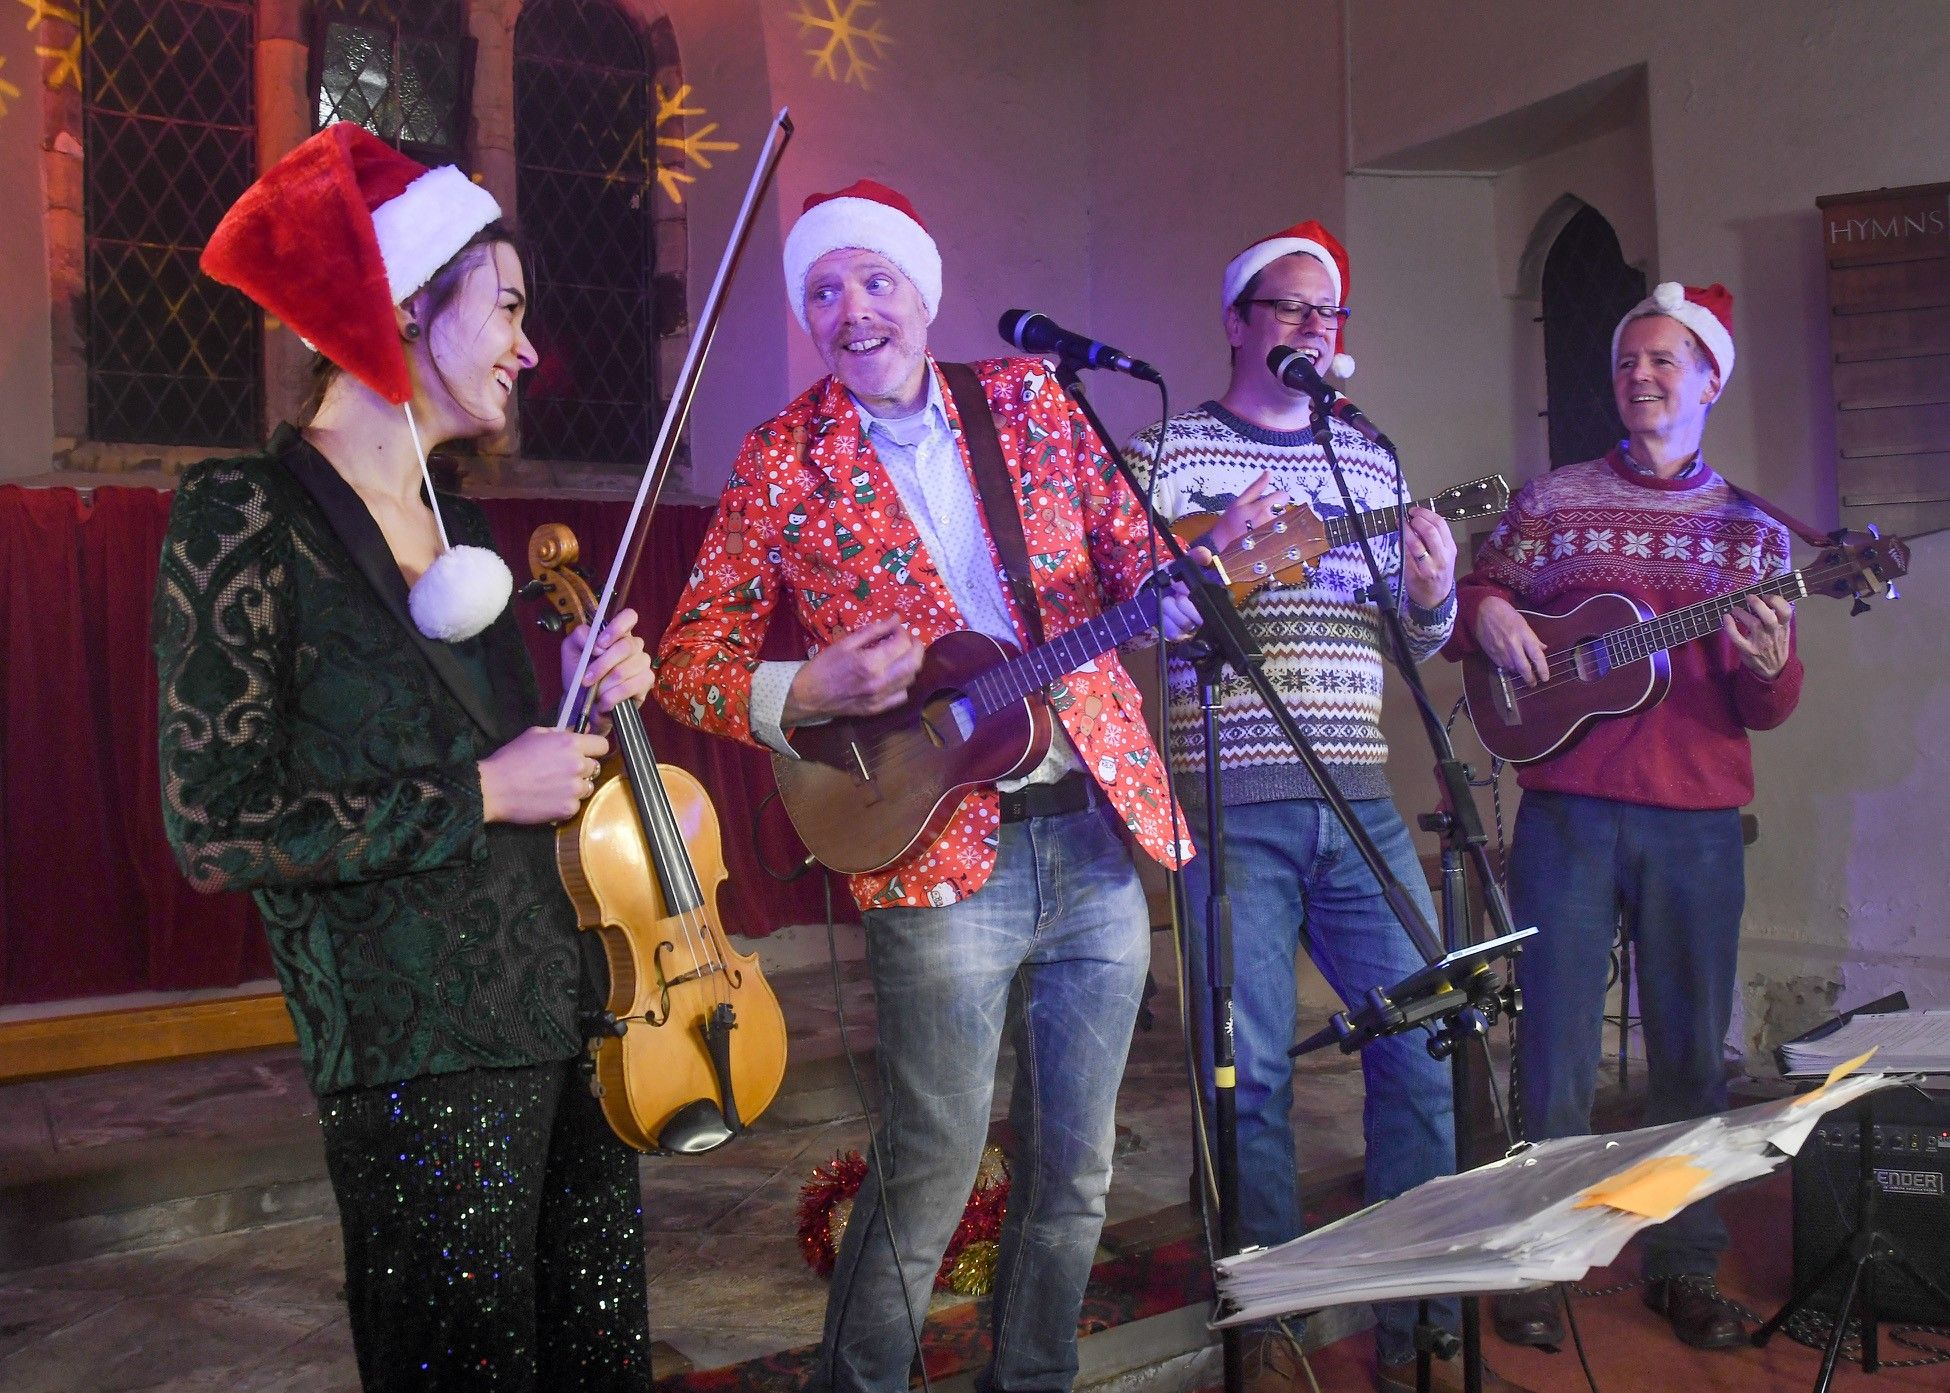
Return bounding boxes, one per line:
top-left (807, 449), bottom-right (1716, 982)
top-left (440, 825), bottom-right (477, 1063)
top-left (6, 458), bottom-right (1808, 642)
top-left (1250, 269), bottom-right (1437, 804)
top-left (312, 2), bottom-right (470, 169)
top-left (514, 0), bottom-right (659, 467)
top-left (84, 0), bottom-right (259, 448)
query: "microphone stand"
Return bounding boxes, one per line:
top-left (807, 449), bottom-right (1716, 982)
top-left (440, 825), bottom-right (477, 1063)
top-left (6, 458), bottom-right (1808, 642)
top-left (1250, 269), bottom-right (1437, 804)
top-left (1293, 376), bottom-right (1531, 1393)
top-left (1043, 355), bottom-right (1527, 1393)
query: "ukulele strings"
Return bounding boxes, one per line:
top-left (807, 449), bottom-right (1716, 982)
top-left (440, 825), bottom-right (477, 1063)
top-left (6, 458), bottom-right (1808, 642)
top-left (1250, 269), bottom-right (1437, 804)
top-left (1508, 563), bottom-right (1831, 703)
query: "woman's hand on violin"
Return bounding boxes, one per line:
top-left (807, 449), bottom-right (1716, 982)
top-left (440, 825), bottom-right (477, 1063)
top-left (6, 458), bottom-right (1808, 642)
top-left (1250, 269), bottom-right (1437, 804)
top-left (562, 607), bottom-right (654, 720)
top-left (479, 726), bottom-right (611, 824)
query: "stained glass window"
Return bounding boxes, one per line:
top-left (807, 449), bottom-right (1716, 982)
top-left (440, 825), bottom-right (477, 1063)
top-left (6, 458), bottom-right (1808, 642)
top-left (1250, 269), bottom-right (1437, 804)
top-left (1541, 204), bottom-right (1647, 469)
top-left (83, 0), bottom-right (259, 447)
top-left (514, 0), bottom-right (661, 466)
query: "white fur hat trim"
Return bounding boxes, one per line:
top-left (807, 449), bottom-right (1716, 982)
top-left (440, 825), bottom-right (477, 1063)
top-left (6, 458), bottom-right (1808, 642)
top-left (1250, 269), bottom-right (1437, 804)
top-left (408, 543), bottom-right (514, 642)
top-left (372, 165), bottom-right (503, 306)
top-left (1222, 237), bottom-right (1343, 310)
top-left (784, 196), bottom-right (942, 331)
top-left (1328, 353), bottom-right (1356, 380)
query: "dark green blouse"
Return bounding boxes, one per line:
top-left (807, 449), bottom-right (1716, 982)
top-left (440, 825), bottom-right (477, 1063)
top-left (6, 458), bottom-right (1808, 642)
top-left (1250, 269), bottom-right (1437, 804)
top-left (153, 426), bottom-right (582, 1095)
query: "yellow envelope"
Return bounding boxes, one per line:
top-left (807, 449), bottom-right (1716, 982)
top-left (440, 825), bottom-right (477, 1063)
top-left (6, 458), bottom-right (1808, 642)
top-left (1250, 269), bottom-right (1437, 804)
top-left (1573, 1155), bottom-right (1712, 1220)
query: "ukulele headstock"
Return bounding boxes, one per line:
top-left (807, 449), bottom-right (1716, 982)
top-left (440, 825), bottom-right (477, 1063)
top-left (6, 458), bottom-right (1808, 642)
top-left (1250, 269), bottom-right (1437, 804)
top-left (1811, 525), bottom-right (1910, 615)
top-left (1430, 474), bottom-right (1511, 522)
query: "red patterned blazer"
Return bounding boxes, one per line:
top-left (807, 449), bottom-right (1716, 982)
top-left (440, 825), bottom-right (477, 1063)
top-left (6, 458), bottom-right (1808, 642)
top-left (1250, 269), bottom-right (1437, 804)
top-left (654, 354), bottom-right (1189, 910)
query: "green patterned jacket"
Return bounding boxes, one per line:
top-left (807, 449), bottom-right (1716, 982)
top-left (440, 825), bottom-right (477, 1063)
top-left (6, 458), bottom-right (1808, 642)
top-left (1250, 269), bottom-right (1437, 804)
top-left (153, 426), bottom-right (583, 1095)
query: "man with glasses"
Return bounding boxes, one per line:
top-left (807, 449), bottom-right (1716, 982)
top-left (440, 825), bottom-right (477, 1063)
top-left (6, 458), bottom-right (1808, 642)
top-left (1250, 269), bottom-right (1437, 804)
top-left (1130, 222), bottom-right (1528, 1393)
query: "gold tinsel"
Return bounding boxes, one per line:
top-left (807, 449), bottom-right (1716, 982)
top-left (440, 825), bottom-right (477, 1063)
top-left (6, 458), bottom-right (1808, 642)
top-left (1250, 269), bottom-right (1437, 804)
top-left (973, 1144), bottom-right (1007, 1190)
top-left (947, 1238), bottom-right (1000, 1296)
top-left (829, 1195), bottom-right (855, 1249)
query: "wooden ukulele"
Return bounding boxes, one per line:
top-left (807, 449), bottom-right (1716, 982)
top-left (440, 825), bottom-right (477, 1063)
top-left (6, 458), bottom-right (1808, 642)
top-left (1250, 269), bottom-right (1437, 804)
top-left (773, 478), bottom-right (1507, 874)
top-left (1461, 528), bottom-right (1909, 764)
top-left (1170, 474), bottom-right (1509, 601)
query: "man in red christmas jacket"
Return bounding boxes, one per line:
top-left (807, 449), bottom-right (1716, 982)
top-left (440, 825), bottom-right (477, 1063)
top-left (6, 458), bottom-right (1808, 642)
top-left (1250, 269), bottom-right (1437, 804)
top-left (656, 180), bottom-right (1204, 1393)
top-left (1445, 283), bottom-right (1800, 1353)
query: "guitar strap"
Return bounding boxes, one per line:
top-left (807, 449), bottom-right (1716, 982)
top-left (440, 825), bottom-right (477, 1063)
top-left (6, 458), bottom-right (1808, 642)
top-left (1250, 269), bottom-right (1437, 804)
top-left (1720, 478), bottom-right (1840, 550)
top-left (940, 360), bottom-right (1045, 646)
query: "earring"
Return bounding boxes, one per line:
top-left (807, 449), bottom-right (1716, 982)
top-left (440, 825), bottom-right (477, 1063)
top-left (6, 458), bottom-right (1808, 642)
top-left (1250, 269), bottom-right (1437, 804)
top-left (403, 322), bottom-right (422, 341)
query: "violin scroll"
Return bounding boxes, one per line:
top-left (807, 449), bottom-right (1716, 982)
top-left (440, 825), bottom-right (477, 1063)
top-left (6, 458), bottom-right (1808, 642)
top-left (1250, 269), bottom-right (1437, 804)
top-left (526, 524), bottom-right (601, 636)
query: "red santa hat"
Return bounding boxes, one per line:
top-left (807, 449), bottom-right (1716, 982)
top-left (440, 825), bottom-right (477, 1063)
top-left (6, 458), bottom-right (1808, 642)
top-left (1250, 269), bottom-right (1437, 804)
top-left (1222, 219), bottom-right (1357, 379)
top-left (783, 179), bottom-right (942, 332)
top-left (1612, 281), bottom-right (1736, 385)
top-left (200, 123), bottom-right (513, 642)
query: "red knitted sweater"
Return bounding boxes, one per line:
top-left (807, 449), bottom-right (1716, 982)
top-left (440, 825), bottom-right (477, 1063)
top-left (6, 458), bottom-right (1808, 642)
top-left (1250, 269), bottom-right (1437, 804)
top-left (1445, 450), bottom-right (1803, 810)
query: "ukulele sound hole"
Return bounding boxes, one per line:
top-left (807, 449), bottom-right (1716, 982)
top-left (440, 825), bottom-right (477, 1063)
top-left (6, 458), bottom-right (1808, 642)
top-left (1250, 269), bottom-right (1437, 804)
top-left (1571, 638), bottom-right (1612, 682)
top-left (919, 694), bottom-right (977, 749)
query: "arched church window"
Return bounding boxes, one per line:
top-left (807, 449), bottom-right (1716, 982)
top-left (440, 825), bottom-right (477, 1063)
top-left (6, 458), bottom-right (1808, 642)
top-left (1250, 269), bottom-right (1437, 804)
top-left (514, 0), bottom-right (668, 466)
top-left (1540, 203), bottom-right (1646, 468)
top-left (83, 0), bottom-right (259, 447)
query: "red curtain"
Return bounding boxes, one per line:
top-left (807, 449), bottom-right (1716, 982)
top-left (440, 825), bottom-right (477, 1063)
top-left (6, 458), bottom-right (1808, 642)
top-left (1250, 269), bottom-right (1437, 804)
top-left (0, 485), bottom-right (845, 1009)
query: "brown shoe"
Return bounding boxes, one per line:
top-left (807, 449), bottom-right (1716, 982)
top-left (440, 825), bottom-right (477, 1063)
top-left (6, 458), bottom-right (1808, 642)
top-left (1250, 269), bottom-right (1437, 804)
top-left (1376, 1352), bottom-right (1537, 1393)
top-left (1642, 1275), bottom-right (1748, 1350)
top-left (1491, 1285), bottom-right (1564, 1348)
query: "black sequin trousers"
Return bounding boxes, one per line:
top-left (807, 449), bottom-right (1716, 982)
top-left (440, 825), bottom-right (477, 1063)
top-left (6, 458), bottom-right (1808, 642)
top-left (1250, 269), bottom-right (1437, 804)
top-left (317, 1059), bottom-right (652, 1391)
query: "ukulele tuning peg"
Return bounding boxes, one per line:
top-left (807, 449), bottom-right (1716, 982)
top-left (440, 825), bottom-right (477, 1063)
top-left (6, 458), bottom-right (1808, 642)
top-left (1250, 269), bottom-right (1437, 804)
top-left (1851, 597), bottom-right (1871, 617)
top-left (1885, 582), bottom-right (1900, 601)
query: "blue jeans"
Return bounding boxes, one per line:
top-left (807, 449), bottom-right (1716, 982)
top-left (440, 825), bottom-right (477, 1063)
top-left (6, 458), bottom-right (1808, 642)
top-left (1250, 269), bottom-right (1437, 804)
top-left (814, 802), bottom-right (1151, 1393)
top-left (1180, 796), bottom-right (1458, 1366)
top-left (1508, 790), bottom-right (1744, 1279)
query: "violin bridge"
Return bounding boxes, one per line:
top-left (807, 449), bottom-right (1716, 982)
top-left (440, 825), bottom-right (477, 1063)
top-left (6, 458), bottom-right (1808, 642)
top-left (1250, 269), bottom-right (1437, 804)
top-left (664, 960), bottom-right (727, 990)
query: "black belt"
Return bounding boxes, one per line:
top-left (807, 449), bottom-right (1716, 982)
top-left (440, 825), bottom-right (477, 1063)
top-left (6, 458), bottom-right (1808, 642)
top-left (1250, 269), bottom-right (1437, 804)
top-left (997, 771), bottom-right (1095, 823)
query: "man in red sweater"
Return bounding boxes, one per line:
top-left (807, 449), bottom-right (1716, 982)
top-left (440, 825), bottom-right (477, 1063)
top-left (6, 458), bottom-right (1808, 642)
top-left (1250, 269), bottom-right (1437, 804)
top-left (1446, 283), bottom-right (1800, 1352)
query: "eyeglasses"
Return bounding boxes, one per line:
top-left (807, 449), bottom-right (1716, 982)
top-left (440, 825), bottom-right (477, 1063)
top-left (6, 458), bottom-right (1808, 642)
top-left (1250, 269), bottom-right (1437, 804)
top-left (1240, 299), bottom-right (1352, 327)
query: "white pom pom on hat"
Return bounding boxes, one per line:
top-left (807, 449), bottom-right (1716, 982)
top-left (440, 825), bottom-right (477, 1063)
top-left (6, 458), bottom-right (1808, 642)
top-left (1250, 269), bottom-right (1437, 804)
top-left (407, 543), bottom-right (515, 643)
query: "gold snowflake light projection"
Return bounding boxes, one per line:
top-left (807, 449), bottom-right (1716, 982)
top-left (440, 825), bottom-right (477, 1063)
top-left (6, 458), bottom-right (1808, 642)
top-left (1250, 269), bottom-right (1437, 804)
top-left (794, 0), bottom-right (891, 88)
top-left (654, 81), bottom-right (738, 206)
top-left (17, 0), bottom-right (79, 91)
top-left (0, 56), bottom-right (19, 117)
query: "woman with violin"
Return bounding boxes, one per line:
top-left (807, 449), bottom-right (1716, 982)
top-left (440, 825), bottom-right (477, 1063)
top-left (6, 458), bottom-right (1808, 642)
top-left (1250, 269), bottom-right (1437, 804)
top-left (154, 125), bottom-right (654, 1391)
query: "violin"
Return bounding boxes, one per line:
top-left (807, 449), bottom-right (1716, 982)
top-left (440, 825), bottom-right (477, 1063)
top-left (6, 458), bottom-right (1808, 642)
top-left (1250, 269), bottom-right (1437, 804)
top-left (528, 524), bottom-right (787, 1153)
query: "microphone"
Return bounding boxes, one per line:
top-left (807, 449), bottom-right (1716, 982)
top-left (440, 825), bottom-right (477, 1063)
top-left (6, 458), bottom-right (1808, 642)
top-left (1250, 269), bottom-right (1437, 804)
top-left (999, 310), bottom-right (1163, 384)
top-left (1266, 346), bottom-right (1396, 454)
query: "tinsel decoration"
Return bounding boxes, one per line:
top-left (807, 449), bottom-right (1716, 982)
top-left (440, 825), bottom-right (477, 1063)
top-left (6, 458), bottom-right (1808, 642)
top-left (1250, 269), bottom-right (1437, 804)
top-left (796, 1144), bottom-right (1011, 1295)
top-left (946, 1238), bottom-right (1000, 1296)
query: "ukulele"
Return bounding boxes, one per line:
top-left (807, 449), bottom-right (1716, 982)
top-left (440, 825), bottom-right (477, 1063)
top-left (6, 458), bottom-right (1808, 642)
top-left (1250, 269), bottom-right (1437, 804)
top-left (774, 477), bottom-right (1508, 875)
top-left (1170, 474), bottom-right (1509, 601)
top-left (1461, 528), bottom-right (1909, 764)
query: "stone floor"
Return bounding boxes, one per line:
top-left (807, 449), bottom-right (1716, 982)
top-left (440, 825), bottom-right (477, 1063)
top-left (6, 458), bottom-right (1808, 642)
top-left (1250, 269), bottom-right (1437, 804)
top-left (0, 936), bottom-right (1395, 1391)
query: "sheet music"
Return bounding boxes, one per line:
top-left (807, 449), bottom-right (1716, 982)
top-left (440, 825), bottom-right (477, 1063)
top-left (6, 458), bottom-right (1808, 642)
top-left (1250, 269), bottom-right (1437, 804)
top-left (1211, 1073), bottom-right (1902, 1327)
top-left (1779, 1008), bottom-right (1950, 1076)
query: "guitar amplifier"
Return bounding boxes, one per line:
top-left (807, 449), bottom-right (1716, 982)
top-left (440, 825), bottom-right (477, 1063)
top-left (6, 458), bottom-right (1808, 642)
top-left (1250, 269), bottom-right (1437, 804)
top-left (1792, 1087), bottom-right (1950, 1324)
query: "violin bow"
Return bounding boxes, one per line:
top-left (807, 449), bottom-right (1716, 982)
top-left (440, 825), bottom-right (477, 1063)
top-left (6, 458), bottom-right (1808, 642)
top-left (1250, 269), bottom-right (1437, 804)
top-left (556, 107), bottom-right (795, 731)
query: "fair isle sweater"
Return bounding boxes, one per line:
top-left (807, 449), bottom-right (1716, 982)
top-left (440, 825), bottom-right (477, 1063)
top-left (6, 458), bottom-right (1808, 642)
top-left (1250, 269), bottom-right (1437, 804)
top-left (1127, 402), bottom-right (1454, 808)
top-left (1447, 449), bottom-right (1802, 810)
